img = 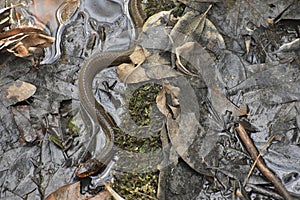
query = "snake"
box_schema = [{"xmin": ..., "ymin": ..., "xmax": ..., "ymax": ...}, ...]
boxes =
[{"xmin": 75, "ymin": 0, "xmax": 146, "ymax": 178}]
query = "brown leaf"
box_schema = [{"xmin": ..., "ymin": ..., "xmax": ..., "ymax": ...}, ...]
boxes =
[
  {"xmin": 45, "ymin": 181, "xmax": 111, "ymax": 200},
  {"xmin": 156, "ymin": 85, "xmax": 181, "ymax": 118},
  {"xmin": 21, "ymin": 32, "xmax": 55, "ymax": 48},
  {"xmin": 56, "ymin": 0, "xmax": 80, "ymax": 25},
  {"xmin": 45, "ymin": 182, "xmax": 81, "ymax": 200},
  {"xmin": 156, "ymin": 89, "xmax": 168, "ymax": 117},
  {"xmin": 211, "ymin": 84, "xmax": 248, "ymax": 117},
  {"xmin": 0, "ymin": 26, "xmax": 54, "ymax": 59},
  {"xmin": 6, "ymin": 80, "xmax": 36, "ymax": 104},
  {"xmin": 7, "ymin": 42, "xmax": 29, "ymax": 57},
  {"xmin": 0, "ymin": 26, "xmax": 46, "ymax": 39}
]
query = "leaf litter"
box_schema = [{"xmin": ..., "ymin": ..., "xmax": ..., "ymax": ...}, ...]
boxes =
[{"xmin": 1, "ymin": 0, "xmax": 300, "ymax": 199}]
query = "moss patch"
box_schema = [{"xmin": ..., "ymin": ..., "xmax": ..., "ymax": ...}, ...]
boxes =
[{"xmin": 113, "ymin": 83, "xmax": 163, "ymax": 199}]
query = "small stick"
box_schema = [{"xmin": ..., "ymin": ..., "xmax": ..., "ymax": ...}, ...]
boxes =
[
  {"xmin": 236, "ymin": 123, "xmax": 293, "ymax": 200},
  {"xmin": 243, "ymin": 135, "xmax": 275, "ymax": 186}
]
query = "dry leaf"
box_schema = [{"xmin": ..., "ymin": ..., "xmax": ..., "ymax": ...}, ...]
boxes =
[
  {"xmin": 156, "ymin": 85, "xmax": 181, "ymax": 118},
  {"xmin": 45, "ymin": 181, "xmax": 111, "ymax": 200},
  {"xmin": 129, "ymin": 46, "xmax": 146, "ymax": 65},
  {"xmin": 0, "ymin": 26, "xmax": 54, "ymax": 60},
  {"xmin": 7, "ymin": 42, "xmax": 29, "ymax": 57},
  {"xmin": 117, "ymin": 63, "xmax": 149, "ymax": 83},
  {"xmin": 144, "ymin": 64, "xmax": 181, "ymax": 80},
  {"xmin": 45, "ymin": 182, "xmax": 81, "ymax": 200},
  {"xmin": 211, "ymin": 84, "xmax": 248, "ymax": 117},
  {"xmin": 170, "ymin": 5, "xmax": 212, "ymax": 46},
  {"xmin": 6, "ymin": 80, "xmax": 36, "ymax": 104},
  {"xmin": 142, "ymin": 10, "xmax": 172, "ymax": 32},
  {"xmin": 175, "ymin": 42, "xmax": 199, "ymax": 76},
  {"xmin": 202, "ymin": 19, "xmax": 226, "ymax": 49},
  {"xmin": 56, "ymin": 0, "xmax": 80, "ymax": 25},
  {"xmin": 21, "ymin": 32, "xmax": 55, "ymax": 48},
  {"xmin": 156, "ymin": 89, "xmax": 168, "ymax": 117}
]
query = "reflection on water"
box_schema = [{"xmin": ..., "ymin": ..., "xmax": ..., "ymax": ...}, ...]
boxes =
[
  {"xmin": 84, "ymin": 0, "xmax": 122, "ymax": 23},
  {"xmin": 4, "ymin": 0, "xmax": 135, "ymax": 64}
]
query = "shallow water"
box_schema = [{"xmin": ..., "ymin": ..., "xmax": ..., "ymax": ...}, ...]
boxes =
[{"xmin": 5, "ymin": 0, "xmax": 135, "ymax": 64}]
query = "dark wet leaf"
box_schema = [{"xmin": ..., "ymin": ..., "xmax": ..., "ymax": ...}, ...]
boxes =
[{"xmin": 11, "ymin": 106, "xmax": 37, "ymax": 143}]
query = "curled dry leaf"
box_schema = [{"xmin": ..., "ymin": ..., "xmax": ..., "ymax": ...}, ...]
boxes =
[
  {"xmin": 6, "ymin": 80, "xmax": 36, "ymax": 105},
  {"xmin": 170, "ymin": 6, "xmax": 212, "ymax": 76},
  {"xmin": 0, "ymin": 26, "xmax": 54, "ymax": 59},
  {"xmin": 175, "ymin": 42, "xmax": 199, "ymax": 77},
  {"xmin": 156, "ymin": 84, "xmax": 181, "ymax": 118}
]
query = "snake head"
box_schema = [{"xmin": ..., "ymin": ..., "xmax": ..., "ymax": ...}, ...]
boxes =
[{"xmin": 76, "ymin": 158, "xmax": 105, "ymax": 178}]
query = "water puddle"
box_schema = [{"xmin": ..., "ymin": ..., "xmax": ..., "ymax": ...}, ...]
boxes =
[{"xmin": 5, "ymin": 0, "xmax": 135, "ymax": 64}]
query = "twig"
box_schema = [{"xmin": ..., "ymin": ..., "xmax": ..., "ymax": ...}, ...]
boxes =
[
  {"xmin": 243, "ymin": 135, "xmax": 275, "ymax": 186},
  {"xmin": 104, "ymin": 182, "xmax": 125, "ymax": 200},
  {"xmin": 236, "ymin": 123, "xmax": 293, "ymax": 200}
]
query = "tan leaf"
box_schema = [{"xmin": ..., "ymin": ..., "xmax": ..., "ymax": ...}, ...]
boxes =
[
  {"xmin": 129, "ymin": 46, "xmax": 146, "ymax": 65},
  {"xmin": 245, "ymin": 36, "xmax": 251, "ymax": 54},
  {"xmin": 117, "ymin": 63, "xmax": 149, "ymax": 83},
  {"xmin": 156, "ymin": 89, "xmax": 168, "ymax": 117},
  {"xmin": 0, "ymin": 26, "xmax": 46, "ymax": 39},
  {"xmin": 6, "ymin": 80, "xmax": 36, "ymax": 103},
  {"xmin": 144, "ymin": 64, "xmax": 181, "ymax": 80},
  {"xmin": 0, "ymin": 26, "xmax": 54, "ymax": 59}
]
